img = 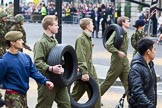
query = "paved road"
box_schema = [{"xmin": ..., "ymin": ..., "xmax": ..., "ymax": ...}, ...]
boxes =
[
  {"xmin": 1, "ymin": 23, "xmax": 162, "ymax": 108},
  {"xmin": 1, "ymin": 79, "xmax": 162, "ymax": 108}
]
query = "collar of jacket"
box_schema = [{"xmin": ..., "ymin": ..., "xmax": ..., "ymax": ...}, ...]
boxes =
[
  {"xmin": 0, "ymin": 21, "xmax": 5, "ymax": 25},
  {"xmin": 82, "ymin": 31, "xmax": 92, "ymax": 40},
  {"xmin": 131, "ymin": 53, "xmax": 154, "ymax": 68},
  {"xmin": 15, "ymin": 23, "xmax": 21, "ymax": 27},
  {"xmin": 136, "ymin": 30, "xmax": 144, "ymax": 34},
  {"xmin": 123, "ymin": 30, "xmax": 127, "ymax": 36},
  {"xmin": 43, "ymin": 33, "xmax": 57, "ymax": 42}
]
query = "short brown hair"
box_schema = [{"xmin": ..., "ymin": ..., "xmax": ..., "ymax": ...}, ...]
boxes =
[
  {"xmin": 117, "ymin": 16, "xmax": 129, "ymax": 26},
  {"xmin": 42, "ymin": 15, "xmax": 58, "ymax": 30},
  {"xmin": 79, "ymin": 18, "xmax": 92, "ymax": 30}
]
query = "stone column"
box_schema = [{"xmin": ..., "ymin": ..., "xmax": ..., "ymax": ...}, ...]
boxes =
[
  {"xmin": 131, "ymin": 0, "xmax": 140, "ymax": 26},
  {"xmin": 120, "ymin": 0, "xmax": 125, "ymax": 16}
]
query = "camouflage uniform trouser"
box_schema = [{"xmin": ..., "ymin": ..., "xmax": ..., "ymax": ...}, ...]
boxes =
[{"xmin": 5, "ymin": 91, "xmax": 28, "ymax": 108}]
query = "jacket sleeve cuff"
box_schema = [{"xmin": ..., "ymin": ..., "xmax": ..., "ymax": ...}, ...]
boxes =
[
  {"xmin": 43, "ymin": 65, "xmax": 50, "ymax": 72},
  {"xmin": 80, "ymin": 68, "xmax": 88, "ymax": 74}
]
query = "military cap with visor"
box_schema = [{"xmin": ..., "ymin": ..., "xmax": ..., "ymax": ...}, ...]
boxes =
[{"xmin": 5, "ymin": 31, "xmax": 23, "ymax": 41}]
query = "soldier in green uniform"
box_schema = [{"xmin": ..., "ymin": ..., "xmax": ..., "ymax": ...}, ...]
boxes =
[
  {"xmin": 9, "ymin": 14, "xmax": 31, "ymax": 51},
  {"xmin": 100, "ymin": 16, "xmax": 130, "ymax": 96},
  {"xmin": 131, "ymin": 19, "xmax": 145, "ymax": 56},
  {"xmin": 0, "ymin": 9, "xmax": 8, "ymax": 56},
  {"xmin": 33, "ymin": 15, "xmax": 71, "ymax": 108},
  {"xmin": 10, "ymin": 14, "xmax": 26, "ymax": 44},
  {"xmin": 71, "ymin": 18, "xmax": 101, "ymax": 108}
]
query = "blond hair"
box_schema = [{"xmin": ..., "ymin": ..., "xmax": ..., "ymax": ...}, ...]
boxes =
[
  {"xmin": 42, "ymin": 15, "xmax": 58, "ymax": 30},
  {"xmin": 79, "ymin": 18, "xmax": 92, "ymax": 30},
  {"xmin": 117, "ymin": 16, "xmax": 129, "ymax": 26}
]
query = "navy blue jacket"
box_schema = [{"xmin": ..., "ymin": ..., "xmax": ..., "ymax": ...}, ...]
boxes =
[{"xmin": 128, "ymin": 53, "xmax": 157, "ymax": 108}]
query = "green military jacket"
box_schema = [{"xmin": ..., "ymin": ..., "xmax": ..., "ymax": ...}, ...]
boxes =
[
  {"xmin": 34, "ymin": 33, "xmax": 58, "ymax": 76},
  {"xmin": 0, "ymin": 21, "xmax": 7, "ymax": 47},
  {"xmin": 10, "ymin": 23, "xmax": 26, "ymax": 43},
  {"xmin": 105, "ymin": 31, "xmax": 129, "ymax": 62},
  {"xmin": 75, "ymin": 32, "xmax": 96, "ymax": 77},
  {"xmin": 0, "ymin": 21, "xmax": 8, "ymax": 55},
  {"xmin": 131, "ymin": 30, "xmax": 144, "ymax": 56}
]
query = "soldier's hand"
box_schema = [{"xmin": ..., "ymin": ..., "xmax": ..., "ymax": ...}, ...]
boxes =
[
  {"xmin": 81, "ymin": 74, "xmax": 89, "ymax": 81},
  {"xmin": 77, "ymin": 66, "xmax": 80, "ymax": 72},
  {"xmin": 45, "ymin": 81, "xmax": 54, "ymax": 90},
  {"xmin": 118, "ymin": 51, "xmax": 126, "ymax": 58},
  {"xmin": 48, "ymin": 65, "xmax": 63, "ymax": 74}
]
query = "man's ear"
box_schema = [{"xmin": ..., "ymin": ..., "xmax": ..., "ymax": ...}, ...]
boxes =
[
  {"xmin": 10, "ymin": 41, "xmax": 14, "ymax": 45},
  {"xmin": 146, "ymin": 49, "xmax": 151, "ymax": 55},
  {"xmin": 48, "ymin": 25, "xmax": 51, "ymax": 30}
]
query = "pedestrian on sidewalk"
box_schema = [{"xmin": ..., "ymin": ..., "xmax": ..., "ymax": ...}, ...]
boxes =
[
  {"xmin": 33, "ymin": 15, "xmax": 71, "ymax": 108},
  {"xmin": 0, "ymin": 31, "xmax": 54, "ymax": 108},
  {"xmin": 128, "ymin": 38, "xmax": 157, "ymax": 108},
  {"xmin": 100, "ymin": 16, "xmax": 130, "ymax": 96},
  {"xmin": 71, "ymin": 18, "xmax": 101, "ymax": 108},
  {"xmin": 131, "ymin": 19, "xmax": 145, "ymax": 56},
  {"xmin": 157, "ymin": 22, "xmax": 162, "ymax": 44}
]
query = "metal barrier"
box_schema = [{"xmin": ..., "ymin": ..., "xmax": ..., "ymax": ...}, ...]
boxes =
[
  {"xmin": 62, "ymin": 14, "xmax": 81, "ymax": 24},
  {"xmin": 145, "ymin": 20, "xmax": 153, "ymax": 36},
  {"xmin": 23, "ymin": 13, "xmax": 81, "ymax": 24},
  {"xmin": 23, "ymin": 14, "xmax": 31, "ymax": 22},
  {"xmin": 30, "ymin": 13, "xmax": 42, "ymax": 23},
  {"xmin": 23, "ymin": 13, "xmax": 42, "ymax": 23}
]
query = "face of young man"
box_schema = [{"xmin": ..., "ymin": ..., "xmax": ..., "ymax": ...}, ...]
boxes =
[
  {"xmin": 11, "ymin": 38, "xmax": 24, "ymax": 50},
  {"xmin": 49, "ymin": 20, "xmax": 59, "ymax": 34},
  {"xmin": 148, "ymin": 44, "xmax": 156, "ymax": 60},
  {"xmin": 20, "ymin": 20, "xmax": 24, "ymax": 25},
  {"xmin": 87, "ymin": 21, "xmax": 94, "ymax": 32},
  {"xmin": 2, "ymin": 16, "xmax": 7, "ymax": 22},
  {"xmin": 122, "ymin": 19, "xmax": 130, "ymax": 29}
]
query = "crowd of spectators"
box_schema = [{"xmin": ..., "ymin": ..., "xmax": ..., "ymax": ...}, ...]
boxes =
[
  {"xmin": 0, "ymin": 1, "xmax": 115, "ymax": 23},
  {"xmin": 1, "ymin": 1, "xmax": 161, "ymax": 37}
]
